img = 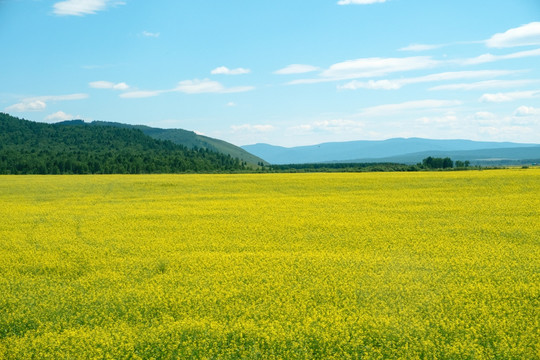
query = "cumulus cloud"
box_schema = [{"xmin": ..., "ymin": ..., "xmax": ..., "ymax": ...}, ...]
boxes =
[
  {"xmin": 44, "ymin": 111, "xmax": 76, "ymax": 122},
  {"xmin": 90, "ymin": 81, "xmax": 129, "ymax": 90},
  {"xmin": 479, "ymin": 90, "xmax": 540, "ymax": 103},
  {"xmin": 53, "ymin": 0, "xmax": 125, "ymax": 16},
  {"xmin": 337, "ymin": 0, "xmax": 387, "ymax": 4},
  {"xmin": 274, "ymin": 64, "xmax": 320, "ymax": 75},
  {"xmin": 211, "ymin": 66, "xmax": 251, "ymax": 75},
  {"xmin": 4, "ymin": 93, "xmax": 88, "ymax": 112},
  {"xmin": 5, "ymin": 100, "xmax": 47, "ymax": 112},
  {"xmin": 486, "ymin": 22, "xmax": 540, "ymax": 48},
  {"xmin": 514, "ymin": 106, "xmax": 540, "ymax": 116}
]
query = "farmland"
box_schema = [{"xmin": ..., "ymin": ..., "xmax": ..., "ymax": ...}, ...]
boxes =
[{"xmin": 0, "ymin": 170, "xmax": 539, "ymax": 359}]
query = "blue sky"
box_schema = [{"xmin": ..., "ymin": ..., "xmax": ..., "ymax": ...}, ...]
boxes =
[{"xmin": 1, "ymin": 0, "xmax": 540, "ymax": 146}]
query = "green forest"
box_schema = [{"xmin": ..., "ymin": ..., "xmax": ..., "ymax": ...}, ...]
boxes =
[{"xmin": 0, "ymin": 113, "xmax": 247, "ymax": 174}]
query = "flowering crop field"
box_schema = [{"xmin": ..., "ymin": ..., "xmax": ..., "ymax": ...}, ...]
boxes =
[{"xmin": 1, "ymin": 170, "xmax": 539, "ymax": 359}]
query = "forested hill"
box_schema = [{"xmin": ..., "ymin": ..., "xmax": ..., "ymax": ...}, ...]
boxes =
[
  {"xmin": 0, "ymin": 113, "xmax": 247, "ymax": 174},
  {"xmin": 58, "ymin": 120, "xmax": 268, "ymax": 166}
]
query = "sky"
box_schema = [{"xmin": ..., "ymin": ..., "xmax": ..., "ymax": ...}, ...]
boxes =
[{"xmin": 1, "ymin": 0, "xmax": 540, "ymax": 147}]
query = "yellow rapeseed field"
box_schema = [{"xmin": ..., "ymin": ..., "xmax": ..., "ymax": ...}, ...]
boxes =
[{"xmin": 0, "ymin": 170, "xmax": 539, "ymax": 359}]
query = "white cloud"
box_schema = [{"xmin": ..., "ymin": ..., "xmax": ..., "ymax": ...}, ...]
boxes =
[
  {"xmin": 416, "ymin": 114, "xmax": 458, "ymax": 124},
  {"xmin": 430, "ymin": 79, "xmax": 537, "ymax": 91},
  {"xmin": 479, "ymin": 90, "xmax": 540, "ymax": 103},
  {"xmin": 290, "ymin": 119, "xmax": 364, "ymax": 134},
  {"xmin": 339, "ymin": 70, "xmax": 517, "ymax": 91},
  {"xmin": 120, "ymin": 90, "xmax": 163, "ymax": 98},
  {"xmin": 175, "ymin": 79, "xmax": 254, "ymax": 94},
  {"xmin": 321, "ymin": 56, "xmax": 438, "ymax": 79},
  {"xmin": 4, "ymin": 93, "xmax": 88, "ymax": 112},
  {"xmin": 211, "ymin": 66, "xmax": 251, "ymax": 75},
  {"xmin": 486, "ymin": 22, "xmax": 540, "ymax": 48},
  {"xmin": 462, "ymin": 48, "xmax": 540, "ymax": 65},
  {"xmin": 142, "ymin": 31, "xmax": 160, "ymax": 38},
  {"xmin": 44, "ymin": 111, "xmax": 76, "ymax": 122},
  {"xmin": 362, "ymin": 99, "xmax": 462, "ymax": 116},
  {"xmin": 290, "ymin": 56, "xmax": 439, "ymax": 85},
  {"xmin": 514, "ymin": 106, "xmax": 540, "ymax": 117},
  {"xmin": 5, "ymin": 100, "xmax": 47, "ymax": 112},
  {"xmin": 53, "ymin": 0, "xmax": 125, "ymax": 16},
  {"xmin": 90, "ymin": 81, "xmax": 129, "ymax": 90},
  {"xmin": 474, "ymin": 111, "xmax": 497, "ymax": 121},
  {"xmin": 226, "ymin": 102, "xmax": 237, "ymax": 107},
  {"xmin": 399, "ymin": 44, "xmax": 442, "ymax": 52},
  {"xmin": 339, "ymin": 79, "xmax": 402, "ymax": 90},
  {"xmin": 274, "ymin": 64, "xmax": 320, "ymax": 75},
  {"xmin": 337, "ymin": 0, "xmax": 387, "ymax": 4},
  {"xmin": 231, "ymin": 124, "xmax": 275, "ymax": 133}
]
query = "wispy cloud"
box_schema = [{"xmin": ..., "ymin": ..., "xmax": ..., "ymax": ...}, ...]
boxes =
[
  {"xmin": 141, "ymin": 31, "xmax": 160, "ymax": 38},
  {"xmin": 274, "ymin": 64, "xmax": 320, "ymax": 75},
  {"xmin": 486, "ymin": 22, "xmax": 540, "ymax": 48},
  {"xmin": 337, "ymin": 0, "xmax": 387, "ymax": 5},
  {"xmin": 120, "ymin": 79, "xmax": 255, "ymax": 98},
  {"xmin": 289, "ymin": 119, "xmax": 364, "ymax": 135},
  {"xmin": 461, "ymin": 48, "xmax": 540, "ymax": 65},
  {"xmin": 4, "ymin": 93, "xmax": 88, "ymax": 112},
  {"xmin": 119, "ymin": 90, "xmax": 163, "ymax": 99},
  {"xmin": 479, "ymin": 90, "xmax": 540, "ymax": 103},
  {"xmin": 89, "ymin": 81, "xmax": 129, "ymax": 90},
  {"xmin": 398, "ymin": 44, "xmax": 443, "ymax": 52},
  {"xmin": 290, "ymin": 56, "xmax": 439, "ymax": 85},
  {"xmin": 430, "ymin": 79, "xmax": 537, "ymax": 91},
  {"xmin": 53, "ymin": 0, "xmax": 126, "ymax": 16},
  {"xmin": 211, "ymin": 66, "xmax": 251, "ymax": 75},
  {"xmin": 339, "ymin": 70, "xmax": 517, "ymax": 91},
  {"xmin": 231, "ymin": 124, "xmax": 275, "ymax": 133},
  {"xmin": 361, "ymin": 99, "xmax": 462, "ymax": 116},
  {"xmin": 175, "ymin": 79, "xmax": 254, "ymax": 94}
]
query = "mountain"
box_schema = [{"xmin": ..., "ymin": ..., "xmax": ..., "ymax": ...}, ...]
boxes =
[
  {"xmin": 58, "ymin": 120, "xmax": 267, "ymax": 166},
  {"xmin": 0, "ymin": 113, "xmax": 247, "ymax": 174},
  {"xmin": 242, "ymin": 138, "xmax": 540, "ymax": 165}
]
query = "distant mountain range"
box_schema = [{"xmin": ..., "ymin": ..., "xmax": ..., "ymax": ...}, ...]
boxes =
[
  {"xmin": 58, "ymin": 120, "xmax": 267, "ymax": 166},
  {"xmin": 242, "ymin": 138, "xmax": 540, "ymax": 165}
]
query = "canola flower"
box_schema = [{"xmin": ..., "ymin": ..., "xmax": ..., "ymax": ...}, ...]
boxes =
[{"xmin": 0, "ymin": 170, "xmax": 539, "ymax": 359}]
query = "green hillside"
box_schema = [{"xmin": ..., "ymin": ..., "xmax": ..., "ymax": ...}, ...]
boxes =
[
  {"xmin": 0, "ymin": 113, "xmax": 247, "ymax": 174},
  {"xmin": 80, "ymin": 121, "xmax": 268, "ymax": 166}
]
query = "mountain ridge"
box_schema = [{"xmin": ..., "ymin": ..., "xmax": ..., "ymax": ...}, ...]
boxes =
[{"xmin": 242, "ymin": 138, "xmax": 540, "ymax": 165}]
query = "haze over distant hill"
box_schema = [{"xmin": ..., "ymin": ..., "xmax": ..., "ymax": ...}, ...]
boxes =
[{"xmin": 242, "ymin": 138, "xmax": 540, "ymax": 165}]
